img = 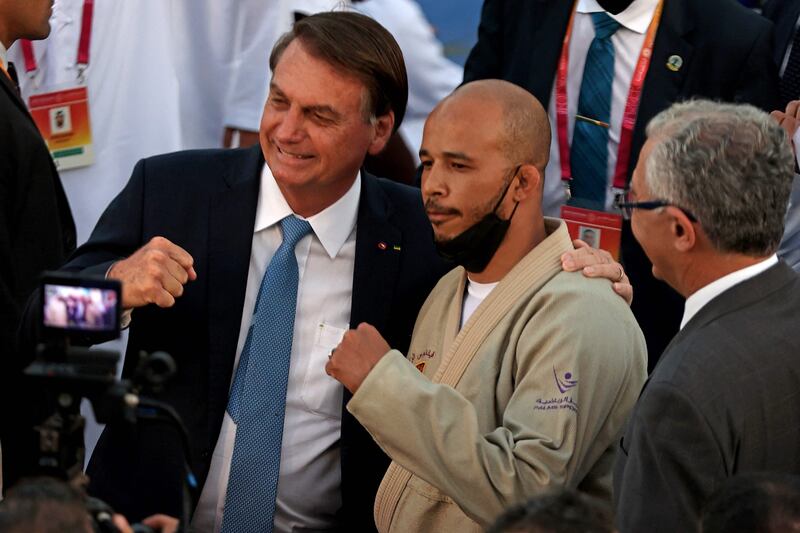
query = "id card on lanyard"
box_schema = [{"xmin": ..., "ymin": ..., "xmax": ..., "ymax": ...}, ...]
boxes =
[
  {"xmin": 23, "ymin": 0, "xmax": 95, "ymax": 171},
  {"xmin": 557, "ymin": 0, "xmax": 663, "ymax": 258}
]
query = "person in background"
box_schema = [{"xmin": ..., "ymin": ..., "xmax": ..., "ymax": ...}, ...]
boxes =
[
  {"xmin": 0, "ymin": 0, "xmax": 76, "ymax": 493},
  {"xmin": 464, "ymin": 0, "xmax": 780, "ymax": 370},
  {"xmin": 613, "ymin": 100, "xmax": 800, "ymax": 533},
  {"xmin": 0, "ymin": 477, "xmax": 179, "ymax": 533},
  {"xmin": 764, "ymin": 0, "xmax": 800, "ymax": 270},
  {"xmin": 488, "ymin": 489, "xmax": 614, "ymax": 533},
  {"xmin": 700, "ymin": 473, "xmax": 800, "ymax": 533}
]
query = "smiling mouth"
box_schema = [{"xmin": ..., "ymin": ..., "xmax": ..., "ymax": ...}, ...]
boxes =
[{"xmin": 276, "ymin": 144, "xmax": 313, "ymax": 160}]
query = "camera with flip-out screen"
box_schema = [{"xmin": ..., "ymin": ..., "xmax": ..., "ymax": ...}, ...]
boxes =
[
  {"xmin": 22, "ymin": 272, "xmax": 196, "ymax": 532},
  {"xmin": 41, "ymin": 272, "xmax": 122, "ymax": 344}
]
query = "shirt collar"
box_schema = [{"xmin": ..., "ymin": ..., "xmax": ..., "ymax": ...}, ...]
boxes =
[
  {"xmin": 680, "ymin": 254, "xmax": 779, "ymax": 330},
  {"xmin": 577, "ymin": 0, "xmax": 660, "ymax": 34},
  {"xmin": 255, "ymin": 163, "xmax": 361, "ymax": 259}
]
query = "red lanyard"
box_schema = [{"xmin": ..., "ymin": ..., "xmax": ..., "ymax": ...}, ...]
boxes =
[
  {"xmin": 19, "ymin": 0, "xmax": 94, "ymax": 76},
  {"xmin": 556, "ymin": 0, "xmax": 663, "ymax": 191}
]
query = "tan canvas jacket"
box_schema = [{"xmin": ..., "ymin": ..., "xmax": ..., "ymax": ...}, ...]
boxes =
[{"xmin": 347, "ymin": 219, "xmax": 648, "ymax": 532}]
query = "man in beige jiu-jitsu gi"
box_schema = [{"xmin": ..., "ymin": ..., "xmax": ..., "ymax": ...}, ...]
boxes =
[{"xmin": 326, "ymin": 79, "xmax": 647, "ymax": 532}]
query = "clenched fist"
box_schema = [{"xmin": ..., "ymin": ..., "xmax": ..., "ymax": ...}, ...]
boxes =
[
  {"xmin": 326, "ymin": 322, "xmax": 391, "ymax": 394},
  {"xmin": 108, "ymin": 236, "xmax": 197, "ymax": 309}
]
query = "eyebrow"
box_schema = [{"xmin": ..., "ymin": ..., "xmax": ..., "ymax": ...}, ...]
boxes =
[
  {"xmin": 418, "ymin": 149, "xmax": 476, "ymax": 163},
  {"xmin": 269, "ymin": 82, "xmax": 342, "ymax": 121}
]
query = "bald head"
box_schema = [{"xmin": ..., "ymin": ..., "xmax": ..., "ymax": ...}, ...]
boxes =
[
  {"xmin": 420, "ymin": 80, "xmax": 551, "ymax": 280},
  {"xmin": 432, "ymin": 80, "xmax": 551, "ymax": 172}
]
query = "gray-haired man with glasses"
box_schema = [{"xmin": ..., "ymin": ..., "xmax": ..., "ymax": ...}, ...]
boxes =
[{"xmin": 613, "ymin": 99, "xmax": 800, "ymax": 533}]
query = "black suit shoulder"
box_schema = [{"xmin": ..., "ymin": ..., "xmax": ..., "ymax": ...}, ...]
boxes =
[
  {"xmin": 764, "ymin": 0, "xmax": 799, "ymax": 21},
  {"xmin": 128, "ymin": 147, "xmax": 252, "ymax": 192},
  {"xmin": 676, "ymin": 0, "xmax": 776, "ymax": 68}
]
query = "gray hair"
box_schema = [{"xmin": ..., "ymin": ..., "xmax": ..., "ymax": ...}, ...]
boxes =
[{"xmin": 644, "ymin": 100, "xmax": 795, "ymax": 256}]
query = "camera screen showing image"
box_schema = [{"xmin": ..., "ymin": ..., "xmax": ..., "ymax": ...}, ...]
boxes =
[{"xmin": 41, "ymin": 273, "xmax": 121, "ymax": 338}]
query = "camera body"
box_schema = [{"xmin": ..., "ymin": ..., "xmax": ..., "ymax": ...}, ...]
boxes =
[{"xmin": 20, "ymin": 273, "xmax": 192, "ymax": 531}]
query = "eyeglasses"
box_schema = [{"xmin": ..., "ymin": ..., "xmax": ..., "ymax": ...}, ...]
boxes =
[{"xmin": 615, "ymin": 192, "xmax": 698, "ymax": 222}]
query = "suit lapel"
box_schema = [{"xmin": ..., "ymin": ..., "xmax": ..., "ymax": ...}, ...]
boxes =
[
  {"xmin": 630, "ymin": 0, "xmax": 694, "ymax": 180},
  {"xmin": 349, "ymin": 173, "xmax": 402, "ymax": 333},
  {"xmin": 206, "ymin": 146, "xmax": 262, "ymax": 442},
  {"xmin": 525, "ymin": 0, "xmax": 574, "ymax": 106}
]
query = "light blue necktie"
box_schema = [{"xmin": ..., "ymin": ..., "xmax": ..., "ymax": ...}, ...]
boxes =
[
  {"xmin": 570, "ymin": 12, "xmax": 621, "ymax": 208},
  {"xmin": 221, "ymin": 215, "xmax": 312, "ymax": 533}
]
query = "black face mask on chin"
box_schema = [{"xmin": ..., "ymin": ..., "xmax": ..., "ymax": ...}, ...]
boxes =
[
  {"xmin": 597, "ymin": 0, "xmax": 634, "ymax": 15},
  {"xmin": 434, "ymin": 166, "xmax": 521, "ymax": 274}
]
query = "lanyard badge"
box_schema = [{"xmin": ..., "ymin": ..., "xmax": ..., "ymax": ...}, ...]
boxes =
[
  {"xmin": 22, "ymin": 0, "xmax": 95, "ymax": 171},
  {"xmin": 557, "ymin": 0, "xmax": 663, "ymax": 258}
]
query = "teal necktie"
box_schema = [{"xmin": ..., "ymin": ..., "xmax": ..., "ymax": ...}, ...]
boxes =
[{"xmin": 570, "ymin": 12, "xmax": 621, "ymax": 209}]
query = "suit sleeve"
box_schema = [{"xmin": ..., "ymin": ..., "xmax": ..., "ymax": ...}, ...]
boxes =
[
  {"xmin": 348, "ymin": 287, "xmax": 646, "ymax": 526},
  {"xmin": 15, "ymin": 159, "xmax": 148, "ymax": 352},
  {"xmin": 62, "ymin": 158, "xmax": 148, "ymax": 276},
  {"xmin": 614, "ymin": 382, "xmax": 726, "ymax": 533},
  {"xmin": 462, "ymin": 0, "xmax": 506, "ymax": 83}
]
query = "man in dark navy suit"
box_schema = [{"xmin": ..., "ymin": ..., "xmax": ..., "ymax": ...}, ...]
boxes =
[
  {"xmin": 463, "ymin": 0, "xmax": 779, "ymax": 368},
  {"xmin": 60, "ymin": 12, "xmax": 449, "ymax": 532},
  {"xmin": 0, "ymin": 0, "xmax": 76, "ymax": 492}
]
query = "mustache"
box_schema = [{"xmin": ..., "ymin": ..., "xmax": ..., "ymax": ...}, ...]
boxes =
[{"xmin": 424, "ymin": 199, "xmax": 461, "ymax": 216}]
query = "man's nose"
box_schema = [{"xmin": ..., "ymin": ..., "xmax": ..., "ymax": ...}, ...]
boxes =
[
  {"xmin": 274, "ymin": 106, "xmax": 305, "ymax": 142},
  {"xmin": 421, "ymin": 163, "xmax": 447, "ymax": 199}
]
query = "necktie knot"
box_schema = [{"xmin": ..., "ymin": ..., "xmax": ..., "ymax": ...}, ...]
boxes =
[
  {"xmin": 280, "ymin": 215, "xmax": 312, "ymax": 248},
  {"xmin": 591, "ymin": 12, "xmax": 621, "ymax": 40}
]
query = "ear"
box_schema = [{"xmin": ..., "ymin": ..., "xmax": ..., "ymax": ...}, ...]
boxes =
[
  {"xmin": 512, "ymin": 164, "xmax": 541, "ymax": 201},
  {"xmin": 367, "ymin": 110, "xmax": 396, "ymax": 156},
  {"xmin": 665, "ymin": 206, "xmax": 696, "ymax": 253}
]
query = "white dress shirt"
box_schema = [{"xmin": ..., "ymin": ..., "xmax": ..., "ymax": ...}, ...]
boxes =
[
  {"xmin": 680, "ymin": 255, "xmax": 779, "ymax": 330},
  {"xmin": 543, "ymin": 0, "xmax": 660, "ymax": 216},
  {"xmin": 192, "ymin": 165, "xmax": 360, "ymax": 533}
]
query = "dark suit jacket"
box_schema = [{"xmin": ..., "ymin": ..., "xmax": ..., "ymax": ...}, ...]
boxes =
[
  {"xmin": 0, "ymin": 64, "xmax": 76, "ymax": 490},
  {"xmin": 60, "ymin": 145, "xmax": 448, "ymax": 528},
  {"xmin": 463, "ymin": 0, "xmax": 780, "ymax": 367},
  {"xmin": 613, "ymin": 262, "xmax": 800, "ymax": 533}
]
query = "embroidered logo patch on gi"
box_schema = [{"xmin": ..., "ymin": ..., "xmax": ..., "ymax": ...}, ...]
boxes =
[
  {"xmin": 533, "ymin": 368, "xmax": 579, "ymax": 414},
  {"xmin": 553, "ymin": 367, "xmax": 578, "ymax": 394},
  {"xmin": 410, "ymin": 349, "xmax": 435, "ymax": 373}
]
